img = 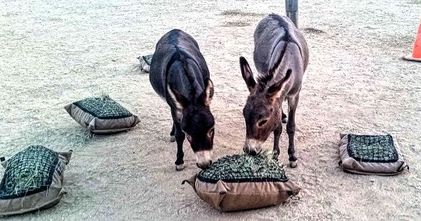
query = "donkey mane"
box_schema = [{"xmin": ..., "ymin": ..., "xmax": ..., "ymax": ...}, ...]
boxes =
[
  {"xmin": 256, "ymin": 73, "xmax": 273, "ymax": 92},
  {"xmin": 255, "ymin": 37, "xmax": 289, "ymax": 92}
]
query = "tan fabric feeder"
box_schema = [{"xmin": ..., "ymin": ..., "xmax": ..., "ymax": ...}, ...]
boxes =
[
  {"xmin": 65, "ymin": 96, "xmax": 140, "ymax": 134},
  {"xmin": 183, "ymin": 154, "xmax": 300, "ymax": 212},
  {"xmin": 338, "ymin": 133, "xmax": 409, "ymax": 175},
  {"xmin": 0, "ymin": 146, "xmax": 72, "ymax": 216}
]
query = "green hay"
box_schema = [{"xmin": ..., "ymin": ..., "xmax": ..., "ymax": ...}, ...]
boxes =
[
  {"xmin": 0, "ymin": 146, "xmax": 58, "ymax": 199},
  {"xmin": 347, "ymin": 134, "xmax": 398, "ymax": 163},
  {"xmin": 74, "ymin": 96, "xmax": 133, "ymax": 119},
  {"xmin": 198, "ymin": 152, "xmax": 288, "ymax": 182}
]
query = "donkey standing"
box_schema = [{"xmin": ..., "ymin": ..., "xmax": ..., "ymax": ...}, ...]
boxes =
[
  {"xmin": 149, "ymin": 29, "xmax": 215, "ymax": 171},
  {"xmin": 240, "ymin": 14, "xmax": 309, "ymax": 168}
]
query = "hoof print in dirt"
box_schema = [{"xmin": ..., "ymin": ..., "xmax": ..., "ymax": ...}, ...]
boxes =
[{"xmin": 302, "ymin": 27, "xmax": 326, "ymax": 34}]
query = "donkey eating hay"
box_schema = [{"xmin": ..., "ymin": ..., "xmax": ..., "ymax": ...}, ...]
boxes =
[
  {"xmin": 149, "ymin": 29, "xmax": 215, "ymax": 171},
  {"xmin": 240, "ymin": 14, "xmax": 309, "ymax": 168}
]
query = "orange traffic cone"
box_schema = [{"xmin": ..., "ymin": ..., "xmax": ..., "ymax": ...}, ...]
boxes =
[{"xmin": 403, "ymin": 22, "xmax": 421, "ymax": 62}]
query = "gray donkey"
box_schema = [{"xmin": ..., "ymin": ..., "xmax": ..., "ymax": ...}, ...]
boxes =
[
  {"xmin": 240, "ymin": 14, "xmax": 309, "ymax": 168},
  {"xmin": 149, "ymin": 29, "xmax": 215, "ymax": 171}
]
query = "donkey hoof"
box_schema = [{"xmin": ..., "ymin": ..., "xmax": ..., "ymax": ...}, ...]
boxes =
[
  {"xmin": 289, "ymin": 161, "xmax": 298, "ymax": 168},
  {"xmin": 175, "ymin": 164, "xmax": 185, "ymax": 171},
  {"xmin": 170, "ymin": 136, "xmax": 176, "ymax": 142},
  {"xmin": 282, "ymin": 113, "xmax": 287, "ymax": 123}
]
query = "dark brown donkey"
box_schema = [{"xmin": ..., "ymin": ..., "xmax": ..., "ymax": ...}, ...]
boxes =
[
  {"xmin": 149, "ymin": 29, "xmax": 215, "ymax": 171},
  {"xmin": 240, "ymin": 14, "xmax": 309, "ymax": 168}
]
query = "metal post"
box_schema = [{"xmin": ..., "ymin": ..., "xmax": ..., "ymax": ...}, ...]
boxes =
[{"xmin": 285, "ymin": 0, "xmax": 298, "ymax": 27}]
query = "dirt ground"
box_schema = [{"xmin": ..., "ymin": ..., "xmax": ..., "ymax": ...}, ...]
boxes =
[{"xmin": 1, "ymin": 0, "xmax": 420, "ymax": 220}]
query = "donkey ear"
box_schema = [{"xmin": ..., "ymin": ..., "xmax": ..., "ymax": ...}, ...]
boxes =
[
  {"xmin": 201, "ymin": 78, "xmax": 214, "ymax": 106},
  {"xmin": 266, "ymin": 69, "xmax": 292, "ymax": 100},
  {"xmin": 168, "ymin": 85, "xmax": 189, "ymax": 119},
  {"xmin": 240, "ymin": 57, "xmax": 256, "ymax": 92}
]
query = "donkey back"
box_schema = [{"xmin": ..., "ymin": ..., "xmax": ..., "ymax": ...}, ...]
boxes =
[{"xmin": 253, "ymin": 13, "xmax": 309, "ymax": 96}]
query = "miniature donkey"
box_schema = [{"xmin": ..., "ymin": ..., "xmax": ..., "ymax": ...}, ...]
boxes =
[
  {"xmin": 150, "ymin": 29, "xmax": 215, "ymax": 171},
  {"xmin": 240, "ymin": 14, "xmax": 309, "ymax": 168}
]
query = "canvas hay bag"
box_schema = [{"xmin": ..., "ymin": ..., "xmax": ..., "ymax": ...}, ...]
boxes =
[
  {"xmin": 137, "ymin": 54, "xmax": 153, "ymax": 73},
  {"xmin": 65, "ymin": 96, "xmax": 140, "ymax": 134},
  {"xmin": 338, "ymin": 134, "xmax": 408, "ymax": 175},
  {"xmin": 0, "ymin": 146, "xmax": 72, "ymax": 216},
  {"xmin": 183, "ymin": 154, "xmax": 300, "ymax": 212}
]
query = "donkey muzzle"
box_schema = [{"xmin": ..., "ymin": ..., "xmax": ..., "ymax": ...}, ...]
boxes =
[
  {"xmin": 243, "ymin": 139, "xmax": 263, "ymax": 155},
  {"xmin": 195, "ymin": 150, "xmax": 213, "ymax": 169}
]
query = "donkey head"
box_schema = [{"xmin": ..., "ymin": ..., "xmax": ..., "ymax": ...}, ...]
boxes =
[
  {"xmin": 240, "ymin": 57, "xmax": 291, "ymax": 155},
  {"xmin": 168, "ymin": 79, "xmax": 215, "ymax": 169}
]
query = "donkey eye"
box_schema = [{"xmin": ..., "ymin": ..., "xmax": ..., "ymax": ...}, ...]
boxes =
[
  {"xmin": 257, "ymin": 119, "xmax": 268, "ymax": 127},
  {"xmin": 208, "ymin": 128, "xmax": 214, "ymax": 138}
]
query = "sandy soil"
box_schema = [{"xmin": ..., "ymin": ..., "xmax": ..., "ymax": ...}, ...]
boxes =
[{"xmin": 1, "ymin": 0, "xmax": 420, "ymax": 220}]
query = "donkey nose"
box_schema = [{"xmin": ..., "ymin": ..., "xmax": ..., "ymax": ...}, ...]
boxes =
[
  {"xmin": 195, "ymin": 150, "xmax": 213, "ymax": 169},
  {"xmin": 244, "ymin": 139, "xmax": 262, "ymax": 156},
  {"xmin": 196, "ymin": 161, "xmax": 211, "ymax": 169},
  {"xmin": 249, "ymin": 150, "xmax": 257, "ymax": 156},
  {"xmin": 243, "ymin": 145, "xmax": 257, "ymax": 155}
]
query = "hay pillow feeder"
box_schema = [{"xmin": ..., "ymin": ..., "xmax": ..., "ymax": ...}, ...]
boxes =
[
  {"xmin": 65, "ymin": 96, "xmax": 140, "ymax": 134},
  {"xmin": 183, "ymin": 154, "xmax": 300, "ymax": 212},
  {"xmin": 137, "ymin": 54, "xmax": 153, "ymax": 73},
  {"xmin": 339, "ymin": 134, "xmax": 408, "ymax": 175},
  {"xmin": 0, "ymin": 146, "xmax": 72, "ymax": 216}
]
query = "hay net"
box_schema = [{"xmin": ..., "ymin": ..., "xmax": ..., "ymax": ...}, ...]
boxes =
[
  {"xmin": 198, "ymin": 154, "xmax": 288, "ymax": 183},
  {"xmin": 142, "ymin": 54, "xmax": 153, "ymax": 65},
  {"xmin": 347, "ymin": 134, "xmax": 398, "ymax": 163},
  {"xmin": 0, "ymin": 146, "xmax": 59, "ymax": 199},
  {"xmin": 74, "ymin": 96, "xmax": 133, "ymax": 119}
]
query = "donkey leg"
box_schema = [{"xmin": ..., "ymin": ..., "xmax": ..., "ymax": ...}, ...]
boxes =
[
  {"xmin": 174, "ymin": 123, "xmax": 185, "ymax": 171},
  {"xmin": 282, "ymin": 109, "xmax": 287, "ymax": 123},
  {"xmin": 287, "ymin": 94, "xmax": 300, "ymax": 168},
  {"xmin": 169, "ymin": 123, "xmax": 176, "ymax": 142},
  {"xmin": 171, "ymin": 111, "xmax": 185, "ymax": 171},
  {"xmin": 273, "ymin": 123, "xmax": 282, "ymax": 161}
]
